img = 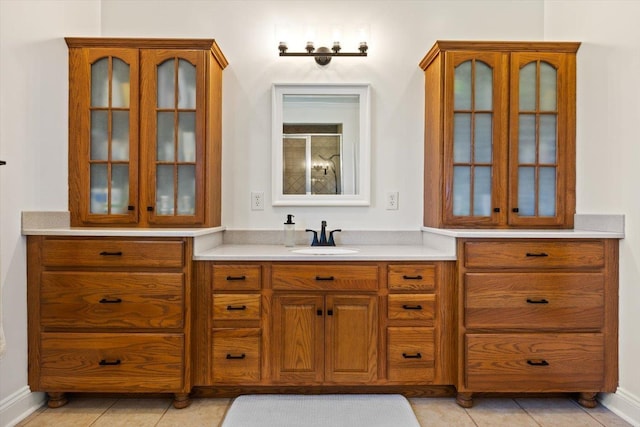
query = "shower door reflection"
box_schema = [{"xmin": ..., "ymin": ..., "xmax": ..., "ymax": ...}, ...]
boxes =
[{"xmin": 283, "ymin": 133, "xmax": 343, "ymax": 195}]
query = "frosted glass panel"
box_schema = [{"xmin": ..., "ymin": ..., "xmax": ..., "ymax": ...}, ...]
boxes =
[
  {"xmin": 178, "ymin": 112, "xmax": 196, "ymax": 162},
  {"xmin": 157, "ymin": 112, "xmax": 175, "ymax": 161},
  {"xmin": 90, "ymin": 164, "xmax": 108, "ymax": 214},
  {"xmin": 473, "ymin": 166, "xmax": 492, "ymax": 216},
  {"xmin": 475, "ymin": 62, "xmax": 492, "ymax": 110},
  {"xmin": 454, "ymin": 61, "xmax": 471, "ymax": 110},
  {"xmin": 518, "ymin": 115, "xmax": 536, "ymax": 164},
  {"xmin": 453, "ymin": 113, "xmax": 471, "ymax": 163},
  {"xmin": 539, "ymin": 167, "xmax": 556, "ymax": 216},
  {"xmin": 156, "ymin": 165, "xmax": 175, "ymax": 215},
  {"xmin": 90, "ymin": 111, "xmax": 108, "ymax": 160},
  {"xmin": 539, "ymin": 115, "xmax": 557, "ymax": 163},
  {"xmin": 540, "ymin": 62, "xmax": 557, "ymax": 111},
  {"xmin": 519, "ymin": 62, "xmax": 536, "ymax": 111},
  {"xmin": 177, "ymin": 165, "xmax": 196, "ymax": 215},
  {"xmin": 91, "ymin": 58, "xmax": 108, "ymax": 107},
  {"xmin": 177, "ymin": 59, "xmax": 196, "ymax": 109},
  {"xmin": 112, "ymin": 58, "xmax": 130, "ymax": 108},
  {"xmin": 112, "ymin": 111, "xmax": 129, "ymax": 161},
  {"xmin": 111, "ymin": 164, "xmax": 129, "ymax": 214},
  {"xmin": 157, "ymin": 60, "xmax": 175, "ymax": 109},
  {"xmin": 518, "ymin": 167, "xmax": 535, "ymax": 216},
  {"xmin": 453, "ymin": 166, "xmax": 471, "ymax": 216},
  {"xmin": 474, "ymin": 113, "xmax": 492, "ymax": 163}
]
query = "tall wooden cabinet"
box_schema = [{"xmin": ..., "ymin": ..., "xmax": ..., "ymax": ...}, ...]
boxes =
[
  {"xmin": 66, "ymin": 38, "xmax": 228, "ymax": 227},
  {"xmin": 420, "ymin": 41, "xmax": 580, "ymax": 229}
]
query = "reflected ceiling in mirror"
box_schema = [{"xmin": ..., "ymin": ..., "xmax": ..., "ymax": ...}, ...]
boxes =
[{"xmin": 272, "ymin": 84, "xmax": 371, "ymax": 206}]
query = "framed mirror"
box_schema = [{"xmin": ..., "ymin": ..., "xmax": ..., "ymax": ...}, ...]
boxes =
[{"xmin": 272, "ymin": 83, "xmax": 371, "ymax": 206}]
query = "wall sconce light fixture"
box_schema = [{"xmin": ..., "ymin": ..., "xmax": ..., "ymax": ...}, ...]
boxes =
[{"xmin": 278, "ymin": 40, "xmax": 368, "ymax": 66}]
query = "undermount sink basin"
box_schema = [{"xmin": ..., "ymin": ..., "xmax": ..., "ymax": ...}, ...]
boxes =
[{"xmin": 290, "ymin": 247, "xmax": 360, "ymax": 255}]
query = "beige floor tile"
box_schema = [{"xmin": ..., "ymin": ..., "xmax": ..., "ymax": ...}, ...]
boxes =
[
  {"xmin": 466, "ymin": 397, "xmax": 539, "ymax": 427},
  {"xmin": 516, "ymin": 397, "xmax": 603, "ymax": 427},
  {"xmin": 584, "ymin": 404, "xmax": 634, "ymax": 427},
  {"xmin": 155, "ymin": 398, "xmax": 231, "ymax": 427},
  {"xmin": 17, "ymin": 397, "xmax": 117, "ymax": 427},
  {"xmin": 408, "ymin": 397, "xmax": 476, "ymax": 427},
  {"xmin": 91, "ymin": 398, "xmax": 171, "ymax": 427}
]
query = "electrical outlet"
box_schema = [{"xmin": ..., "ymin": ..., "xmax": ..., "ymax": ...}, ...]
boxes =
[
  {"xmin": 386, "ymin": 191, "xmax": 399, "ymax": 210},
  {"xmin": 251, "ymin": 191, "xmax": 264, "ymax": 210}
]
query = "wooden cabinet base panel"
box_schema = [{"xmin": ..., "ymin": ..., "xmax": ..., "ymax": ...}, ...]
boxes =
[
  {"xmin": 190, "ymin": 385, "xmax": 457, "ymax": 398},
  {"xmin": 455, "ymin": 391, "xmax": 602, "ymax": 409},
  {"xmin": 46, "ymin": 392, "xmax": 191, "ymax": 409}
]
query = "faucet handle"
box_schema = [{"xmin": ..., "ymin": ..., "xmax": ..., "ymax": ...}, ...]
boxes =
[
  {"xmin": 305, "ymin": 229, "xmax": 319, "ymax": 246},
  {"xmin": 328, "ymin": 229, "xmax": 342, "ymax": 246}
]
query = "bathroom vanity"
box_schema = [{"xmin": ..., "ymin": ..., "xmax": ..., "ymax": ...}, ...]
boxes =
[{"xmin": 23, "ymin": 218, "xmax": 622, "ymax": 409}]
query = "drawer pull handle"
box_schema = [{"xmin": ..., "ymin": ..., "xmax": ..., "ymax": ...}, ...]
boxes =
[
  {"xmin": 526, "ymin": 298, "xmax": 549, "ymax": 304},
  {"xmin": 226, "ymin": 275, "xmax": 247, "ymax": 281},
  {"xmin": 402, "ymin": 353, "xmax": 422, "ymax": 359},
  {"xmin": 527, "ymin": 359, "xmax": 549, "ymax": 366},
  {"xmin": 402, "ymin": 304, "xmax": 423, "ymax": 310},
  {"xmin": 226, "ymin": 354, "xmax": 246, "ymax": 360},
  {"xmin": 99, "ymin": 297, "xmax": 122, "ymax": 304},
  {"xmin": 526, "ymin": 252, "xmax": 549, "ymax": 257},
  {"xmin": 402, "ymin": 275, "xmax": 423, "ymax": 280},
  {"xmin": 99, "ymin": 251, "xmax": 123, "ymax": 256},
  {"xmin": 315, "ymin": 276, "xmax": 335, "ymax": 281},
  {"xmin": 99, "ymin": 359, "xmax": 121, "ymax": 366},
  {"xmin": 226, "ymin": 305, "xmax": 247, "ymax": 311}
]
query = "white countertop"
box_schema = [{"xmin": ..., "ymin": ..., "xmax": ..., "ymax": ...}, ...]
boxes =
[
  {"xmin": 421, "ymin": 226, "xmax": 625, "ymax": 239},
  {"xmin": 193, "ymin": 244, "xmax": 456, "ymax": 261}
]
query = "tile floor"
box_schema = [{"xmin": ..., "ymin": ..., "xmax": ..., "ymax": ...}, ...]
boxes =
[{"xmin": 16, "ymin": 395, "xmax": 632, "ymax": 427}]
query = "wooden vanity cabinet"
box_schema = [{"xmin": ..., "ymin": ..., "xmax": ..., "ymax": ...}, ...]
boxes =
[
  {"xmin": 66, "ymin": 38, "xmax": 228, "ymax": 227},
  {"xmin": 420, "ymin": 41, "xmax": 580, "ymax": 229},
  {"xmin": 271, "ymin": 264, "xmax": 379, "ymax": 384},
  {"xmin": 455, "ymin": 238, "xmax": 619, "ymax": 408},
  {"xmin": 27, "ymin": 235, "xmax": 193, "ymax": 409}
]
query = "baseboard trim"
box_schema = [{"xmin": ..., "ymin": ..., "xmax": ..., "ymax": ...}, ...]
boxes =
[
  {"xmin": 0, "ymin": 387, "xmax": 46, "ymax": 427},
  {"xmin": 599, "ymin": 388, "xmax": 640, "ymax": 426}
]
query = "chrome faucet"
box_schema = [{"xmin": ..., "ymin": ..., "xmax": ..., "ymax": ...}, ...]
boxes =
[{"xmin": 306, "ymin": 220, "xmax": 342, "ymax": 246}]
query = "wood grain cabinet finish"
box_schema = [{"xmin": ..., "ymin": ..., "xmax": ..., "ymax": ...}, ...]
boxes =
[
  {"xmin": 420, "ymin": 41, "xmax": 580, "ymax": 229},
  {"xmin": 456, "ymin": 238, "xmax": 618, "ymax": 408},
  {"xmin": 196, "ymin": 261, "xmax": 456, "ymax": 391},
  {"xmin": 27, "ymin": 235, "xmax": 193, "ymax": 409},
  {"xmin": 65, "ymin": 38, "xmax": 227, "ymax": 228}
]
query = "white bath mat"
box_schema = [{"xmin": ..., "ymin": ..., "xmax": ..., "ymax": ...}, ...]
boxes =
[{"xmin": 221, "ymin": 394, "xmax": 421, "ymax": 427}]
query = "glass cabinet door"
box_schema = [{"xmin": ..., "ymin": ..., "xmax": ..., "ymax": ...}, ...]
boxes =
[
  {"xmin": 85, "ymin": 49, "xmax": 139, "ymax": 224},
  {"xmin": 509, "ymin": 53, "xmax": 568, "ymax": 227},
  {"xmin": 140, "ymin": 50, "xmax": 205, "ymax": 225},
  {"xmin": 444, "ymin": 52, "xmax": 507, "ymax": 226}
]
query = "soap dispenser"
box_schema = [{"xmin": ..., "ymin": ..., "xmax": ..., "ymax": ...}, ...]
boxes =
[{"xmin": 284, "ymin": 214, "xmax": 295, "ymax": 247}]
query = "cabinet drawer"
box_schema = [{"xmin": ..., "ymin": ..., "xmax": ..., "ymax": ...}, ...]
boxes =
[
  {"xmin": 388, "ymin": 265, "xmax": 436, "ymax": 291},
  {"xmin": 40, "ymin": 272, "xmax": 184, "ymax": 328},
  {"xmin": 464, "ymin": 241, "xmax": 605, "ymax": 269},
  {"xmin": 212, "ymin": 328, "xmax": 261, "ymax": 383},
  {"xmin": 42, "ymin": 239, "xmax": 185, "ymax": 268},
  {"xmin": 213, "ymin": 265, "xmax": 261, "ymax": 291},
  {"xmin": 213, "ymin": 294, "xmax": 261, "ymax": 321},
  {"xmin": 465, "ymin": 333, "xmax": 604, "ymax": 391},
  {"xmin": 387, "ymin": 327, "xmax": 434, "ymax": 382},
  {"xmin": 464, "ymin": 273, "xmax": 604, "ymax": 329},
  {"xmin": 272, "ymin": 265, "xmax": 378, "ymax": 291},
  {"xmin": 39, "ymin": 332, "xmax": 184, "ymax": 391},
  {"xmin": 387, "ymin": 294, "xmax": 435, "ymax": 322}
]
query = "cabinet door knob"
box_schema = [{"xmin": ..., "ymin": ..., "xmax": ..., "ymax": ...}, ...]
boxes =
[
  {"xmin": 493, "ymin": 207, "xmax": 500, "ymax": 213},
  {"xmin": 527, "ymin": 359, "xmax": 549, "ymax": 366},
  {"xmin": 526, "ymin": 298, "xmax": 549, "ymax": 304},
  {"xmin": 512, "ymin": 208, "xmax": 519, "ymax": 213}
]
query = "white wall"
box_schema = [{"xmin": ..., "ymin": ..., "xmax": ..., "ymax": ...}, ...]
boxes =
[
  {"xmin": 1, "ymin": 0, "xmax": 638, "ymax": 425},
  {"xmin": 0, "ymin": 1, "xmax": 101, "ymax": 424},
  {"xmin": 544, "ymin": 1, "xmax": 640, "ymax": 424}
]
